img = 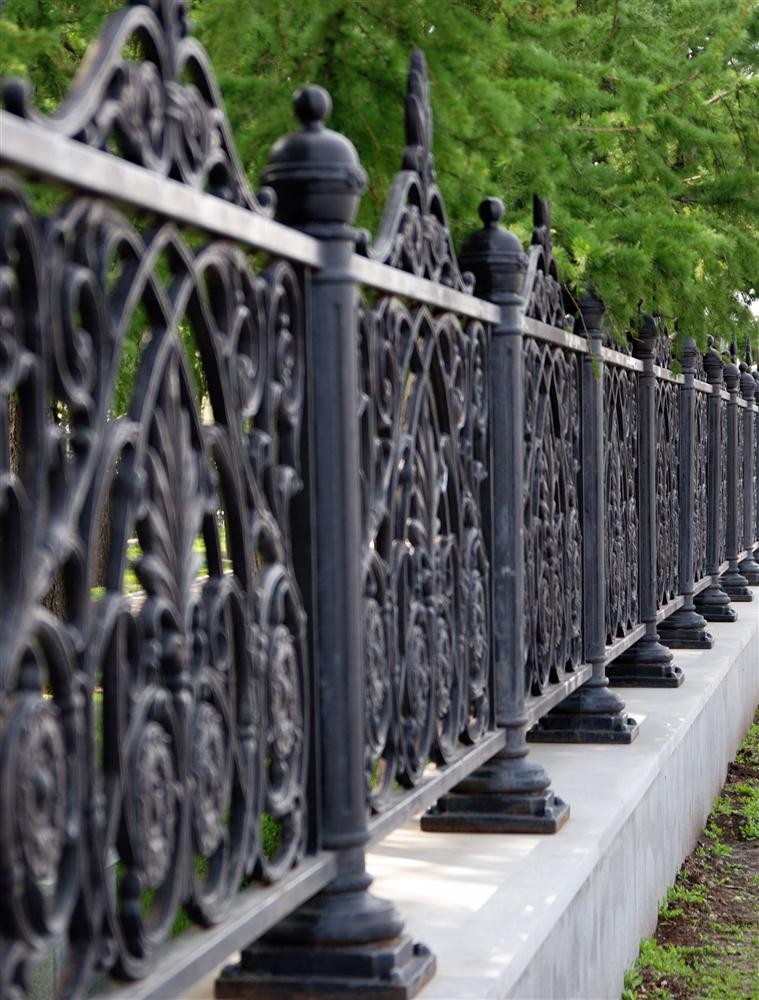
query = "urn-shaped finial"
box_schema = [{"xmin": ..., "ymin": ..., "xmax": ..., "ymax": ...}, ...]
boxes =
[
  {"xmin": 262, "ymin": 85, "xmax": 367, "ymax": 229},
  {"xmin": 631, "ymin": 311, "xmax": 658, "ymax": 360},
  {"xmin": 680, "ymin": 336, "xmax": 699, "ymax": 375},
  {"xmin": 459, "ymin": 198, "xmax": 527, "ymax": 300},
  {"xmin": 703, "ymin": 335, "xmax": 724, "ymax": 385},
  {"xmin": 574, "ymin": 290, "xmax": 606, "ymax": 339}
]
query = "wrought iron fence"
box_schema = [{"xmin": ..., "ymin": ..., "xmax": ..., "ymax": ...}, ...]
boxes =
[{"xmin": 1, "ymin": 2, "xmax": 757, "ymax": 998}]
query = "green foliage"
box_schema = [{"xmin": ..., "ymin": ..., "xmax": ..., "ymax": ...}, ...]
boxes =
[
  {"xmin": 2, "ymin": 0, "xmax": 757, "ymax": 347},
  {"xmin": 732, "ymin": 781, "xmax": 759, "ymax": 840}
]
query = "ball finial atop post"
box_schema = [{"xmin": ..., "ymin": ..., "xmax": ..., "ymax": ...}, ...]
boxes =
[
  {"xmin": 261, "ymin": 85, "xmax": 366, "ymax": 230},
  {"xmin": 459, "ymin": 197, "xmax": 527, "ymax": 300}
]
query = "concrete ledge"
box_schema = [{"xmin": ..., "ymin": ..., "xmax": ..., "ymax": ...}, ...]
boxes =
[{"xmin": 367, "ymin": 599, "xmax": 759, "ymax": 1000}]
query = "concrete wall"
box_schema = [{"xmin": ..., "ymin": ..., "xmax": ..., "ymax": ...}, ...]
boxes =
[{"xmin": 368, "ymin": 600, "xmax": 759, "ymax": 1000}]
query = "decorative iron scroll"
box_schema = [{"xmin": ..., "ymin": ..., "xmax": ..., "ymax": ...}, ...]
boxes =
[
  {"xmin": 755, "ymin": 402, "xmax": 759, "ymax": 544},
  {"xmin": 523, "ymin": 339, "xmax": 582, "ymax": 696},
  {"xmin": 604, "ymin": 364, "xmax": 639, "ymax": 642},
  {"xmin": 737, "ymin": 408, "xmax": 745, "ymax": 547},
  {"xmin": 366, "ymin": 51, "xmax": 472, "ymax": 293},
  {"xmin": 359, "ymin": 296, "xmax": 490, "ymax": 810},
  {"xmin": 655, "ymin": 379, "xmax": 680, "ymax": 607},
  {"xmin": 693, "ymin": 390, "xmax": 709, "ymax": 582},
  {"xmin": 2, "ymin": 0, "xmax": 270, "ymax": 213},
  {"xmin": 654, "ymin": 331, "xmax": 674, "ymax": 370},
  {"xmin": 523, "ymin": 197, "xmax": 566, "ymax": 329},
  {"xmin": 602, "ymin": 331, "xmax": 632, "ymax": 355},
  {"xmin": 0, "ymin": 176, "xmax": 308, "ymax": 991},
  {"xmin": 719, "ymin": 399, "xmax": 728, "ymax": 565}
]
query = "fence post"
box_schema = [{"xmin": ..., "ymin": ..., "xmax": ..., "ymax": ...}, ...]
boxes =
[
  {"xmin": 694, "ymin": 340, "xmax": 737, "ymax": 621},
  {"xmin": 605, "ymin": 315, "xmax": 683, "ymax": 685},
  {"xmin": 217, "ymin": 86, "xmax": 434, "ymax": 1000},
  {"xmin": 738, "ymin": 341, "xmax": 759, "ymax": 583},
  {"xmin": 719, "ymin": 352, "xmax": 753, "ymax": 602},
  {"xmin": 658, "ymin": 337, "xmax": 714, "ymax": 648},
  {"xmin": 422, "ymin": 198, "xmax": 569, "ymax": 833},
  {"xmin": 528, "ymin": 293, "xmax": 638, "ymax": 742}
]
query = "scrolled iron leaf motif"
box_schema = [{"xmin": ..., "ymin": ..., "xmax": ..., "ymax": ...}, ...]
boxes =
[
  {"xmin": 604, "ymin": 365, "xmax": 639, "ymax": 643},
  {"xmin": 737, "ymin": 410, "xmax": 745, "ymax": 547},
  {"xmin": 693, "ymin": 391, "xmax": 709, "ymax": 582},
  {"xmin": 1, "ymin": 0, "xmax": 271, "ymax": 213},
  {"xmin": 523, "ymin": 198, "xmax": 566, "ymax": 329},
  {"xmin": 654, "ymin": 330, "xmax": 674, "ymax": 370},
  {"xmin": 0, "ymin": 168, "xmax": 309, "ymax": 989},
  {"xmin": 522, "ymin": 339, "xmax": 583, "ymax": 697},
  {"xmin": 364, "ymin": 51, "xmax": 473, "ymax": 293},
  {"xmin": 719, "ymin": 399, "xmax": 728, "ymax": 565},
  {"xmin": 655, "ymin": 379, "xmax": 680, "ymax": 607},
  {"xmin": 359, "ymin": 296, "xmax": 490, "ymax": 810}
]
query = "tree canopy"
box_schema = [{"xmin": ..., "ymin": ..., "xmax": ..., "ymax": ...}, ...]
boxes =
[{"xmin": 2, "ymin": 0, "xmax": 757, "ymax": 344}]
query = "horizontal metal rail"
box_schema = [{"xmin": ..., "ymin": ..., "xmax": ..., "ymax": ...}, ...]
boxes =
[
  {"xmin": 0, "ymin": 111, "xmax": 324, "ymax": 266},
  {"xmin": 94, "ymin": 854, "xmax": 338, "ymax": 1000},
  {"xmin": 366, "ymin": 731, "xmax": 506, "ymax": 845}
]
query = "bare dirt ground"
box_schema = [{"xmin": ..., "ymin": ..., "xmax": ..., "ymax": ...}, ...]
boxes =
[{"xmin": 625, "ymin": 710, "xmax": 759, "ymax": 1000}]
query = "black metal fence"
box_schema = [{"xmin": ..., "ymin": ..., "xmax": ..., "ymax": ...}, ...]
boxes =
[{"xmin": 0, "ymin": 3, "xmax": 757, "ymax": 998}]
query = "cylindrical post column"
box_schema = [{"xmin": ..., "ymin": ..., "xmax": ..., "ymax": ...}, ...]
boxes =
[
  {"xmin": 528, "ymin": 293, "xmax": 638, "ymax": 741},
  {"xmin": 217, "ymin": 87, "xmax": 434, "ymax": 1000},
  {"xmin": 695, "ymin": 338, "xmax": 737, "ymax": 621},
  {"xmin": 720, "ymin": 351, "xmax": 753, "ymax": 601},
  {"xmin": 738, "ymin": 341, "xmax": 759, "ymax": 583},
  {"xmin": 607, "ymin": 315, "xmax": 683, "ymax": 686},
  {"xmin": 423, "ymin": 198, "xmax": 569, "ymax": 832},
  {"xmin": 657, "ymin": 336, "xmax": 713, "ymax": 648}
]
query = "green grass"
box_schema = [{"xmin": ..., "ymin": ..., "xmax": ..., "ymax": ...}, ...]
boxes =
[{"xmin": 623, "ymin": 713, "xmax": 759, "ymax": 999}]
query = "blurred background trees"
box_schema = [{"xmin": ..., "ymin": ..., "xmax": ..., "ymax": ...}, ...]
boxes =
[{"xmin": 2, "ymin": 0, "xmax": 757, "ymax": 343}]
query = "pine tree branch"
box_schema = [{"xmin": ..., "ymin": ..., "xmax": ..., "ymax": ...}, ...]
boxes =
[{"xmin": 526, "ymin": 124, "xmax": 646, "ymax": 134}]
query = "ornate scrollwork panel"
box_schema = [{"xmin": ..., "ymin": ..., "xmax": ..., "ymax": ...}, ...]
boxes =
[
  {"xmin": 693, "ymin": 390, "xmax": 709, "ymax": 582},
  {"xmin": 755, "ymin": 408, "xmax": 759, "ymax": 544},
  {"xmin": 604, "ymin": 365, "xmax": 639, "ymax": 642},
  {"xmin": 737, "ymin": 409, "xmax": 745, "ymax": 548},
  {"xmin": 654, "ymin": 332, "xmax": 674, "ymax": 370},
  {"xmin": 522, "ymin": 339, "xmax": 583, "ymax": 696},
  {"xmin": 523, "ymin": 198, "xmax": 566, "ymax": 329},
  {"xmin": 655, "ymin": 379, "xmax": 680, "ymax": 607},
  {"xmin": 359, "ymin": 296, "xmax": 490, "ymax": 811},
  {"xmin": 719, "ymin": 400, "xmax": 728, "ymax": 565},
  {"xmin": 2, "ymin": 0, "xmax": 270, "ymax": 213},
  {"xmin": 366, "ymin": 52, "xmax": 472, "ymax": 293},
  {"xmin": 0, "ymin": 175, "xmax": 309, "ymax": 990}
]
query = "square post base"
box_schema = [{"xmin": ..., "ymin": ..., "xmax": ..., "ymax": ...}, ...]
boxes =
[
  {"xmin": 606, "ymin": 636, "xmax": 684, "ymax": 687},
  {"xmin": 695, "ymin": 584, "xmax": 738, "ymax": 622},
  {"xmin": 657, "ymin": 607, "xmax": 714, "ymax": 650},
  {"xmin": 216, "ymin": 936, "xmax": 435, "ymax": 1000},
  {"xmin": 421, "ymin": 789, "xmax": 569, "ymax": 834},
  {"xmin": 420, "ymin": 744, "xmax": 569, "ymax": 834},
  {"xmin": 526, "ymin": 682, "xmax": 639, "ymax": 745},
  {"xmin": 738, "ymin": 555, "xmax": 759, "ymax": 585},
  {"xmin": 720, "ymin": 568, "xmax": 753, "ymax": 602}
]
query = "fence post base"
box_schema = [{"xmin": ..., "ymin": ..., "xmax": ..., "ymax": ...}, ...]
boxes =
[
  {"xmin": 694, "ymin": 584, "xmax": 738, "ymax": 621},
  {"xmin": 421, "ymin": 749, "xmax": 569, "ymax": 834},
  {"xmin": 215, "ymin": 852, "xmax": 435, "ymax": 1000},
  {"xmin": 606, "ymin": 635, "xmax": 684, "ymax": 687},
  {"xmin": 658, "ymin": 607, "xmax": 714, "ymax": 649},
  {"xmin": 526, "ymin": 680, "xmax": 639, "ymax": 744},
  {"xmin": 738, "ymin": 554, "xmax": 759, "ymax": 585},
  {"xmin": 720, "ymin": 568, "xmax": 754, "ymax": 601}
]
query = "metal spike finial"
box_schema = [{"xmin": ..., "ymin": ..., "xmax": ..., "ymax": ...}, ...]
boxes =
[
  {"xmin": 531, "ymin": 195, "xmax": 552, "ymax": 255},
  {"xmin": 402, "ymin": 48, "xmax": 434, "ymax": 183}
]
